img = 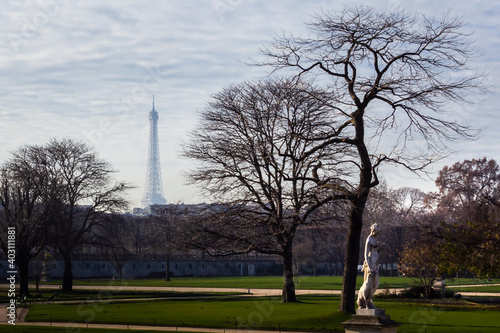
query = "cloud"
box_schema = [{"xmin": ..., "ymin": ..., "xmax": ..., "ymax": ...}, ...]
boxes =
[{"xmin": 1, "ymin": 0, "xmax": 499, "ymax": 207}]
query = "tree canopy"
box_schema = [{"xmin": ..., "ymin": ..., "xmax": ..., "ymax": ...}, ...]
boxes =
[
  {"xmin": 260, "ymin": 5, "xmax": 485, "ymax": 312},
  {"xmin": 1, "ymin": 138, "xmax": 131, "ymax": 293},
  {"xmin": 184, "ymin": 77, "xmax": 346, "ymax": 301},
  {"xmin": 432, "ymin": 158, "xmax": 500, "ymax": 278}
]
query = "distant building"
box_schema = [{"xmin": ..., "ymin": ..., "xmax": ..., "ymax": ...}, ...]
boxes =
[{"xmin": 133, "ymin": 203, "xmax": 208, "ymax": 216}]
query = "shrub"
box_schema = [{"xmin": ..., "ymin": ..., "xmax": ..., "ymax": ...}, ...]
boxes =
[{"xmin": 400, "ymin": 286, "xmax": 438, "ymax": 298}]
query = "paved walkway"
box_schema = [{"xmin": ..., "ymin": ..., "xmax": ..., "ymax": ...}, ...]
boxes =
[
  {"xmin": 446, "ymin": 283, "xmax": 500, "ymax": 288},
  {"xmin": 23, "ymin": 283, "xmax": 500, "ymax": 297},
  {"xmin": 56, "ymin": 284, "xmax": 342, "ymax": 296},
  {"xmin": 0, "ymin": 321, "xmax": 316, "ymax": 333},
  {"xmin": 2, "ymin": 283, "xmax": 499, "ymax": 299}
]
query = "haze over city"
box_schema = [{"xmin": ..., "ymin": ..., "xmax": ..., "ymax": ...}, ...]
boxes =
[{"xmin": 1, "ymin": 0, "xmax": 499, "ymax": 208}]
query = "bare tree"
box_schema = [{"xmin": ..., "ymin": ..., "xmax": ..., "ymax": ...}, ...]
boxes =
[
  {"xmin": 184, "ymin": 77, "xmax": 346, "ymax": 302},
  {"xmin": 386, "ymin": 187, "xmax": 426, "ymax": 273},
  {"xmin": 0, "ymin": 146, "xmax": 55, "ymax": 296},
  {"xmin": 147, "ymin": 204, "xmax": 191, "ymax": 281},
  {"xmin": 294, "ymin": 202, "xmax": 348, "ymax": 277},
  {"xmin": 126, "ymin": 214, "xmax": 150, "ymax": 258},
  {"xmin": 40, "ymin": 138, "xmax": 131, "ymax": 292},
  {"xmin": 260, "ymin": 6, "xmax": 485, "ymax": 312},
  {"xmin": 364, "ymin": 184, "xmax": 426, "ymax": 276},
  {"xmin": 96, "ymin": 214, "xmax": 133, "ymax": 281}
]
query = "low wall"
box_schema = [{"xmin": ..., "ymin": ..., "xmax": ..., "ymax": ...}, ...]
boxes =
[{"xmin": 0, "ymin": 259, "xmax": 343, "ymax": 280}]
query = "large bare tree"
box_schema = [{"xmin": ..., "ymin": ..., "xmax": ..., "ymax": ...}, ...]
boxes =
[
  {"xmin": 0, "ymin": 146, "xmax": 55, "ymax": 296},
  {"xmin": 40, "ymin": 138, "xmax": 131, "ymax": 291},
  {"xmin": 260, "ymin": 6, "xmax": 485, "ymax": 312},
  {"xmin": 184, "ymin": 77, "xmax": 347, "ymax": 302}
]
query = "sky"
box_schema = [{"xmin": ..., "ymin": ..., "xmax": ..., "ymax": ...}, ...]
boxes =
[{"xmin": 1, "ymin": 0, "xmax": 499, "ymax": 209}]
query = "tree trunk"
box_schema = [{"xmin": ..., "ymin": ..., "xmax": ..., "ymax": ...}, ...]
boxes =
[
  {"xmin": 339, "ymin": 110, "xmax": 372, "ymax": 313},
  {"xmin": 165, "ymin": 254, "xmax": 171, "ymax": 281},
  {"xmin": 18, "ymin": 257, "xmax": 30, "ymax": 296},
  {"xmin": 62, "ymin": 253, "xmax": 73, "ymax": 292},
  {"xmin": 282, "ymin": 250, "xmax": 297, "ymax": 302},
  {"xmin": 117, "ymin": 263, "xmax": 123, "ymax": 282},
  {"xmin": 339, "ymin": 199, "xmax": 365, "ymax": 313}
]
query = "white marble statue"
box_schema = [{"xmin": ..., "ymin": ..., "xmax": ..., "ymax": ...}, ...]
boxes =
[{"xmin": 357, "ymin": 223, "xmax": 382, "ymax": 309}]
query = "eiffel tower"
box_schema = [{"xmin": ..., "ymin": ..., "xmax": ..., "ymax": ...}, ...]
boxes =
[{"xmin": 141, "ymin": 96, "xmax": 167, "ymax": 207}]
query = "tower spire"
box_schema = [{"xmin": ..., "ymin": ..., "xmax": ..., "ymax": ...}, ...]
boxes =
[{"xmin": 141, "ymin": 96, "xmax": 166, "ymax": 207}]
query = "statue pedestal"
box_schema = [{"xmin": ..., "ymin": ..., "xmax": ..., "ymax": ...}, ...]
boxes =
[{"xmin": 341, "ymin": 308, "xmax": 400, "ymax": 333}]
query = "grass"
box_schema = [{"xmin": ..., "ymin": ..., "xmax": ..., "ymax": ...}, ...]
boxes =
[
  {"xmin": 0, "ymin": 325, "xmax": 203, "ymax": 333},
  {"xmin": 446, "ymin": 278, "xmax": 500, "ymax": 285},
  {"xmin": 378, "ymin": 298, "xmax": 500, "ymax": 332},
  {"xmin": 25, "ymin": 295, "xmax": 500, "ymax": 332},
  {"xmin": 0, "ymin": 288, "xmax": 234, "ymax": 304},
  {"xmin": 448, "ymin": 286, "xmax": 500, "ymax": 292},
  {"xmin": 18, "ymin": 276, "xmax": 499, "ymax": 332},
  {"xmin": 39, "ymin": 276, "xmax": 495, "ymax": 291},
  {"xmin": 25, "ymin": 295, "xmax": 349, "ymax": 331},
  {"xmin": 41, "ymin": 275, "xmax": 421, "ymax": 290}
]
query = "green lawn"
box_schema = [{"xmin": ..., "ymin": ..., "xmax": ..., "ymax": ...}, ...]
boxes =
[
  {"xmin": 0, "ymin": 288, "xmax": 234, "ymax": 304},
  {"xmin": 378, "ymin": 299, "xmax": 500, "ymax": 332},
  {"xmin": 41, "ymin": 275, "xmax": 421, "ymax": 290},
  {"xmin": 0, "ymin": 325, "xmax": 202, "ymax": 333},
  {"xmin": 448, "ymin": 286, "xmax": 500, "ymax": 293},
  {"xmin": 40, "ymin": 276, "xmax": 494, "ymax": 291},
  {"xmin": 25, "ymin": 295, "xmax": 500, "ymax": 332},
  {"xmin": 446, "ymin": 278, "xmax": 500, "ymax": 285},
  {"xmin": 25, "ymin": 296, "xmax": 348, "ymax": 331}
]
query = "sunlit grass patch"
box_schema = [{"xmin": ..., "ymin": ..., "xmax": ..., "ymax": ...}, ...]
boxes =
[{"xmin": 25, "ymin": 295, "xmax": 500, "ymax": 332}]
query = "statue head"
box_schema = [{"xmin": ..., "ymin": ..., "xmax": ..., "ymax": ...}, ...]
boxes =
[{"xmin": 370, "ymin": 223, "xmax": 380, "ymax": 236}]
